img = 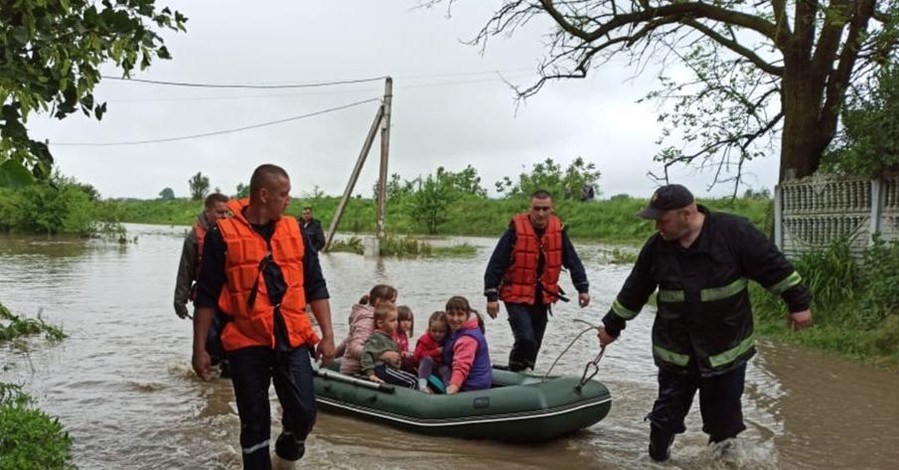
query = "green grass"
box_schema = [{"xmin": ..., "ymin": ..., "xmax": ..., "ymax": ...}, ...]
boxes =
[
  {"xmin": 0, "ymin": 384, "xmax": 75, "ymax": 470},
  {"xmin": 0, "ymin": 305, "xmax": 66, "ymax": 343},
  {"xmin": 0, "ymin": 305, "xmax": 75, "ymax": 469},
  {"xmin": 105, "ymin": 195, "xmax": 772, "ymax": 244},
  {"xmin": 326, "ymin": 235, "xmax": 476, "ymax": 257},
  {"xmin": 751, "ymin": 240, "xmax": 899, "ymax": 370}
]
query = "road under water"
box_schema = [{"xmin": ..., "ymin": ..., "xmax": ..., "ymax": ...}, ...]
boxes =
[{"xmin": 1, "ymin": 224, "xmax": 897, "ymax": 469}]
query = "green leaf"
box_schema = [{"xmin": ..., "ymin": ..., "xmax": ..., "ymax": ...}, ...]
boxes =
[
  {"xmin": 0, "ymin": 159, "xmax": 36, "ymax": 188},
  {"xmin": 12, "ymin": 26, "xmax": 30, "ymax": 45},
  {"xmin": 95, "ymin": 102, "xmax": 107, "ymax": 121}
]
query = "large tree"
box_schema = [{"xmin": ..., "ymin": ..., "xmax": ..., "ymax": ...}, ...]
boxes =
[
  {"xmin": 447, "ymin": 0, "xmax": 898, "ymax": 185},
  {"xmin": 188, "ymin": 171, "xmax": 209, "ymax": 201},
  {"xmin": 0, "ymin": 0, "xmax": 186, "ymax": 188}
]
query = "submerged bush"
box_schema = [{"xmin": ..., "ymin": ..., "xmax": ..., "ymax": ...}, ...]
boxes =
[
  {"xmin": 0, "ymin": 384, "xmax": 75, "ymax": 470},
  {"xmin": 0, "ymin": 306, "xmax": 74, "ymax": 469},
  {"xmin": 0, "ymin": 174, "xmax": 123, "ymax": 238},
  {"xmin": 0, "ymin": 304, "xmax": 66, "ymax": 342}
]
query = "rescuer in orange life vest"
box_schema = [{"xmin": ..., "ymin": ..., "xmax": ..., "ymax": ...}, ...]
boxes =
[
  {"xmin": 192, "ymin": 164, "xmax": 335, "ymax": 470},
  {"xmin": 484, "ymin": 189, "xmax": 591, "ymax": 372}
]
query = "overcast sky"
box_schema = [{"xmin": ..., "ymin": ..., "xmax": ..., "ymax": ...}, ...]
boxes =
[{"xmin": 31, "ymin": 0, "xmax": 779, "ymax": 200}]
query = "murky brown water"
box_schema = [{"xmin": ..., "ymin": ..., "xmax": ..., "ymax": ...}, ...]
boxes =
[{"xmin": 1, "ymin": 224, "xmax": 897, "ymax": 469}]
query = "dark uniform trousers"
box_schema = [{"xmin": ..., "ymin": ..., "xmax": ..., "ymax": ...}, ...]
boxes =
[
  {"xmin": 648, "ymin": 361, "xmax": 747, "ymax": 443},
  {"xmin": 506, "ymin": 303, "xmax": 549, "ymax": 372},
  {"xmin": 227, "ymin": 344, "xmax": 316, "ymax": 470}
]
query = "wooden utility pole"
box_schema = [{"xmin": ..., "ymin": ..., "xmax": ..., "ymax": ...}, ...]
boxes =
[
  {"xmin": 323, "ymin": 77, "xmax": 392, "ymax": 253},
  {"xmin": 323, "ymin": 105, "xmax": 384, "ymax": 251},
  {"xmin": 376, "ymin": 77, "xmax": 392, "ymax": 240}
]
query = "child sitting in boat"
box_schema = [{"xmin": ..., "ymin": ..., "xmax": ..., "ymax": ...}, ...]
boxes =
[
  {"xmin": 361, "ymin": 302, "xmax": 421, "ymax": 390},
  {"xmin": 335, "ymin": 284, "xmax": 397, "ymax": 375},
  {"xmin": 444, "ymin": 296, "xmax": 492, "ymax": 394},
  {"xmin": 414, "ymin": 311, "xmax": 451, "ymax": 390},
  {"xmin": 395, "ymin": 305, "xmax": 416, "ymax": 372}
]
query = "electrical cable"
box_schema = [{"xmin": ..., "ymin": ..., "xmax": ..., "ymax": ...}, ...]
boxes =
[
  {"xmin": 99, "ymin": 68, "xmax": 534, "ymax": 90},
  {"xmin": 50, "ymin": 97, "xmax": 381, "ymax": 147},
  {"xmin": 100, "ymin": 75, "xmax": 387, "ymax": 89}
]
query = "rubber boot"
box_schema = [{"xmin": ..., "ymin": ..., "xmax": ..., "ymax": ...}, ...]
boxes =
[
  {"xmin": 649, "ymin": 425, "xmax": 675, "ymax": 462},
  {"xmin": 273, "ymin": 432, "xmax": 304, "ymax": 469},
  {"xmin": 272, "ymin": 454, "xmax": 297, "ymax": 470}
]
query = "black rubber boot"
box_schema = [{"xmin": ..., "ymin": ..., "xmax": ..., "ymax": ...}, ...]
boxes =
[
  {"xmin": 649, "ymin": 426, "xmax": 675, "ymax": 462},
  {"xmin": 274, "ymin": 432, "xmax": 305, "ymax": 462}
]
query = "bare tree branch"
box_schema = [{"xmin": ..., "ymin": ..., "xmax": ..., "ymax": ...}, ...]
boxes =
[{"xmin": 682, "ymin": 19, "xmax": 783, "ymax": 75}]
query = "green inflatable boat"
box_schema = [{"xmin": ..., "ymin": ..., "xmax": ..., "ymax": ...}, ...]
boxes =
[{"xmin": 312, "ymin": 364, "xmax": 612, "ymax": 443}]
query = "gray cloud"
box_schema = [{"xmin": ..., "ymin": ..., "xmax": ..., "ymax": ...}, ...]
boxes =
[{"xmin": 31, "ymin": 0, "xmax": 777, "ymax": 200}]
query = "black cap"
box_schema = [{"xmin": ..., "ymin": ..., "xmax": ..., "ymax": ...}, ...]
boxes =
[{"xmin": 638, "ymin": 184, "xmax": 694, "ymax": 219}]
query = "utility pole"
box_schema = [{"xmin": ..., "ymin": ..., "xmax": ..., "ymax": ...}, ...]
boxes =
[
  {"xmin": 324, "ymin": 77, "xmax": 392, "ymax": 255},
  {"xmin": 323, "ymin": 105, "xmax": 383, "ymax": 252},
  {"xmin": 376, "ymin": 77, "xmax": 392, "ymax": 240}
]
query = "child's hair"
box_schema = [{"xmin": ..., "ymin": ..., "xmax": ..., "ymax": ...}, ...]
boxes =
[
  {"xmin": 445, "ymin": 296, "xmax": 471, "ymax": 314},
  {"xmin": 373, "ymin": 301, "xmax": 398, "ymax": 327},
  {"xmin": 427, "ymin": 311, "xmax": 448, "ymax": 332},
  {"xmin": 445, "ymin": 296, "xmax": 485, "ymax": 333},
  {"xmin": 397, "ymin": 305, "xmax": 414, "ymax": 335},
  {"xmin": 358, "ymin": 284, "xmax": 398, "ymax": 306}
]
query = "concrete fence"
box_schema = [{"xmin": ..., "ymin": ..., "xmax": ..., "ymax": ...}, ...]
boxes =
[{"xmin": 774, "ymin": 174, "xmax": 899, "ymax": 258}]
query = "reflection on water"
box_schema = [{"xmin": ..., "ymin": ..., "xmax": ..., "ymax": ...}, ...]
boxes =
[{"xmin": 1, "ymin": 225, "xmax": 898, "ymax": 469}]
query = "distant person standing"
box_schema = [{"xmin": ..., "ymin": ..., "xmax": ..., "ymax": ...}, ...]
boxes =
[
  {"xmin": 192, "ymin": 164, "xmax": 335, "ymax": 470},
  {"xmin": 598, "ymin": 184, "xmax": 813, "ymax": 462},
  {"xmin": 484, "ymin": 189, "xmax": 591, "ymax": 372},
  {"xmin": 301, "ymin": 206, "xmax": 326, "ymax": 252},
  {"xmin": 173, "ymin": 192, "xmax": 230, "ymax": 319}
]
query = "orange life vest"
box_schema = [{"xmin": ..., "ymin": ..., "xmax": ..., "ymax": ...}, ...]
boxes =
[
  {"xmin": 215, "ymin": 199, "xmax": 318, "ymax": 351},
  {"xmin": 193, "ymin": 220, "xmax": 207, "ymax": 275},
  {"xmin": 499, "ymin": 214, "xmax": 564, "ymax": 305}
]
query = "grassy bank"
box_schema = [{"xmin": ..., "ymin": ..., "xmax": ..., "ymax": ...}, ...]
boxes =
[
  {"xmin": 751, "ymin": 240, "xmax": 899, "ymax": 369},
  {"xmin": 104, "ymin": 195, "xmax": 772, "ymax": 243},
  {"xmin": 0, "ymin": 304, "xmax": 74, "ymax": 470}
]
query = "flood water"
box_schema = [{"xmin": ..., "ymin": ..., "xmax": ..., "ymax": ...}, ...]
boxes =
[{"xmin": 1, "ymin": 224, "xmax": 897, "ymax": 469}]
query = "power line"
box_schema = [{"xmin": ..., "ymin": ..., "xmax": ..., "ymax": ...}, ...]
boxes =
[
  {"xmin": 99, "ymin": 68, "xmax": 535, "ymax": 90},
  {"xmin": 101, "ymin": 73, "xmax": 534, "ymax": 103},
  {"xmin": 101, "ymin": 75, "xmax": 387, "ymax": 89},
  {"xmin": 50, "ymin": 97, "xmax": 381, "ymax": 147}
]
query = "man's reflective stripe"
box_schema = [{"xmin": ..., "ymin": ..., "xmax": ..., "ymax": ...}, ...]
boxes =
[
  {"xmin": 243, "ymin": 439, "xmax": 270, "ymax": 455},
  {"xmin": 767, "ymin": 271, "xmax": 802, "ymax": 294},
  {"xmin": 657, "ymin": 289, "xmax": 685, "ymax": 303},
  {"xmin": 611, "ymin": 300, "xmax": 639, "ymax": 320},
  {"xmin": 709, "ymin": 334, "xmax": 755, "ymax": 368},
  {"xmin": 657, "ymin": 278, "xmax": 749, "ymax": 303},
  {"xmin": 701, "ymin": 278, "xmax": 749, "ymax": 302},
  {"xmin": 653, "ymin": 345, "xmax": 690, "ymax": 366}
]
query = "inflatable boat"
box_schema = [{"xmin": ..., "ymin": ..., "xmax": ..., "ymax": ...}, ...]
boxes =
[{"xmin": 312, "ymin": 364, "xmax": 612, "ymax": 442}]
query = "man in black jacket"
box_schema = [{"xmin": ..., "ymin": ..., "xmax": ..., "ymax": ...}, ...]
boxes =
[
  {"xmin": 301, "ymin": 206, "xmax": 326, "ymax": 252},
  {"xmin": 598, "ymin": 184, "xmax": 813, "ymax": 462}
]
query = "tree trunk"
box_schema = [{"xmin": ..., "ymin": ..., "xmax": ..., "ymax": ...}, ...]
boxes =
[{"xmin": 779, "ymin": 60, "xmax": 830, "ymax": 181}]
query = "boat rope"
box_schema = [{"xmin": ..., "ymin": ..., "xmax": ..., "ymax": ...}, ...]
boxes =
[{"xmin": 543, "ymin": 319, "xmax": 606, "ymax": 393}]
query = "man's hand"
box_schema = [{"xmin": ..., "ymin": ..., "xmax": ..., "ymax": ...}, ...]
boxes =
[
  {"xmin": 597, "ymin": 327, "xmax": 617, "ymax": 347},
  {"xmin": 788, "ymin": 310, "xmax": 813, "ymax": 330},
  {"xmin": 192, "ymin": 348, "xmax": 212, "ymax": 381},
  {"xmin": 578, "ymin": 293, "xmax": 591, "ymax": 308},
  {"xmin": 369, "ymin": 374, "xmax": 385, "ymax": 383},
  {"xmin": 486, "ymin": 301, "xmax": 500, "ymax": 319},
  {"xmin": 175, "ymin": 303, "xmax": 189, "ymax": 319},
  {"xmin": 380, "ymin": 351, "xmax": 401, "ymax": 366},
  {"xmin": 316, "ymin": 336, "xmax": 336, "ymax": 366},
  {"xmin": 446, "ymin": 384, "xmax": 460, "ymax": 394}
]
